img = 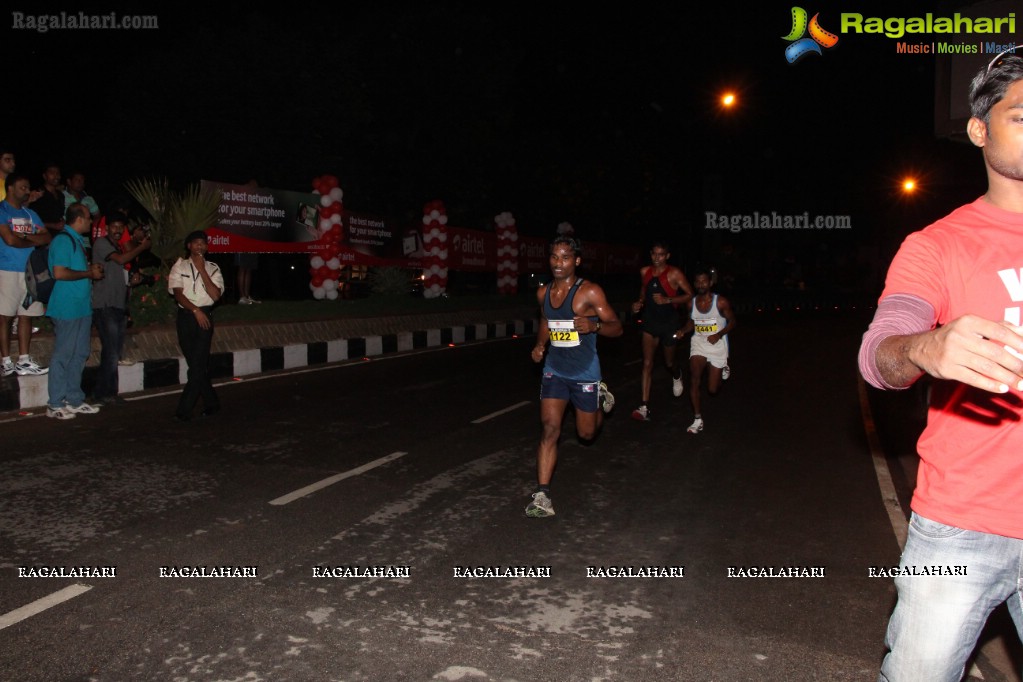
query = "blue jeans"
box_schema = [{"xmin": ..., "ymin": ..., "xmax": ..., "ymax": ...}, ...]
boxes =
[
  {"xmin": 47, "ymin": 315, "xmax": 92, "ymax": 409},
  {"xmin": 92, "ymin": 306, "xmax": 126, "ymax": 400},
  {"xmin": 879, "ymin": 512, "xmax": 1023, "ymax": 681}
]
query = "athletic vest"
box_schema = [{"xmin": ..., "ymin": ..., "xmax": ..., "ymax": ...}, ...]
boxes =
[
  {"xmin": 642, "ymin": 268, "xmax": 680, "ymax": 325},
  {"xmin": 543, "ymin": 278, "xmax": 600, "ymax": 382},
  {"xmin": 691, "ymin": 294, "xmax": 727, "ymax": 339}
]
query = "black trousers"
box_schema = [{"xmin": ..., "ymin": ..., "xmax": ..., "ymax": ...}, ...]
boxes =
[{"xmin": 175, "ymin": 307, "xmax": 219, "ymax": 417}]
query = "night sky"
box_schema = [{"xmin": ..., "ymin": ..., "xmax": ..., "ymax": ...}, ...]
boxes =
[{"xmin": 3, "ymin": 2, "xmax": 1000, "ymax": 283}]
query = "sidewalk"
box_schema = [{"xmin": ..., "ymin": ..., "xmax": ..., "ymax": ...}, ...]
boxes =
[{"xmin": 0, "ymin": 302, "xmax": 540, "ymax": 413}]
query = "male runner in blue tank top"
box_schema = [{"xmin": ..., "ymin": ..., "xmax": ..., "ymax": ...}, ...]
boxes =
[{"xmin": 526, "ymin": 235, "xmax": 622, "ymax": 518}]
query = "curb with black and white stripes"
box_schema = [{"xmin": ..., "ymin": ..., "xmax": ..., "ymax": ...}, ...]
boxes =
[{"xmin": 0, "ymin": 319, "xmax": 538, "ymax": 413}]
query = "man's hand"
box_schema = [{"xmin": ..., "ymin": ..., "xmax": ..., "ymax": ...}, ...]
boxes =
[
  {"xmin": 531, "ymin": 345, "xmax": 545, "ymax": 363},
  {"xmin": 651, "ymin": 292, "xmax": 671, "ymax": 305},
  {"xmin": 630, "ymin": 300, "xmax": 643, "ymax": 314},
  {"xmin": 893, "ymin": 315, "xmax": 1023, "ymax": 393}
]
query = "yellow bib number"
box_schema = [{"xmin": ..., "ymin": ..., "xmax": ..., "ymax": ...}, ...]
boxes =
[{"xmin": 548, "ymin": 319, "xmax": 581, "ymax": 347}]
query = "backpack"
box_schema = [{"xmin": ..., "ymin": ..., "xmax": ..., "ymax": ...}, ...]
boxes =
[{"xmin": 23, "ymin": 232, "xmax": 75, "ymax": 307}]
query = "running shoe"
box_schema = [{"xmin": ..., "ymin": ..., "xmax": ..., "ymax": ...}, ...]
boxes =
[
  {"xmin": 631, "ymin": 405, "xmax": 651, "ymax": 421},
  {"xmin": 525, "ymin": 491, "xmax": 555, "ymax": 518},
  {"xmin": 1, "ymin": 358, "xmax": 14, "ymax": 377},
  {"xmin": 672, "ymin": 375, "xmax": 684, "ymax": 397},
  {"xmin": 599, "ymin": 381, "xmax": 615, "ymax": 414},
  {"xmin": 238, "ymin": 296, "xmax": 253, "ymax": 305},
  {"xmin": 687, "ymin": 417, "xmax": 704, "ymax": 434},
  {"xmin": 65, "ymin": 402, "xmax": 100, "ymax": 415},
  {"xmin": 722, "ymin": 365, "xmax": 731, "ymax": 381},
  {"xmin": 15, "ymin": 357, "xmax": 47, "ymax": 375},
  {"xmin": 46, "ymin": 406, "xmax": 76, "ymax": 420}
]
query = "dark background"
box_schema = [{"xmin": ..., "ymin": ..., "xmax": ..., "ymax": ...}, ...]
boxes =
[{"xmin": 2, "ymin": 2, "xmax": 996, "ymax": 294}]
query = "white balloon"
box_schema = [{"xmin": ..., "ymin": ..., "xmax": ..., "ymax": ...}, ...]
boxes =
[
  {"xmin": 330, "ymin": 213, "xmax": 342, "ymax": 225},
  {"xmin": 312, "ymin": 286, "xmax": 326, "ymax": 300},
  {"xmin": 326, "ymin": 257, "xmax": 341, "ymax": 270},
  {"xmin": 422, "ymin": 216, "xmax": 431, "ymax": 225},
  {"xmin": 322, "ymin": 278, "xmax": 337, "ymax": 292},
  {"xmin": 430, "ymin": 209, "xmax": 441, "ymax": 220},
  {"xmin": 326, "ymin": 288, "xmax": 339, "ymax": 300},
  {"xmin": 319, "ymin": 218, "xmax": 332, "ymax": 231},
  {"xmin": 329, "ymin": 187, "xmax": 344, "ymax": 202},
  {"xmin": 438, "ymin": 249, "xmax": 448, "ymax": 259},
  {"xmin": 438, "ymin": 215, "xmax": 448, "ymax": 225},
  {"xmin": 320, "ymin": 194, "xmax": 333, "ymax": 207},
  {"xmin": 437, "ymin": 232, "xmax": 447, "ymax": 242},
  {"xmin": 310, "ymin": 256, "xmax": 325, "ymax": 269}
]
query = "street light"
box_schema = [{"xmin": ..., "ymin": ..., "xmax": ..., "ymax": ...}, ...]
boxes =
[
  {"xmin": 901, "ymin": 177, "xmax": 917, "ymax": 194},
  {"xmin": 720, "ymin": 92, "xmax": 737, "ymax": 109}
]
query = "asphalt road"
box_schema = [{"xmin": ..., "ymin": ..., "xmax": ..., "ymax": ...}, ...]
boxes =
[{"xmin": 0, "ymin": 310, "xmax": 1009, "ymax": 681}]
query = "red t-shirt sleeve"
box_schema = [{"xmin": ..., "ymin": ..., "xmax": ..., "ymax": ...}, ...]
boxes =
[{"xmin": 881, "ymin": 229, "xmax": 950, "ymax": 324}]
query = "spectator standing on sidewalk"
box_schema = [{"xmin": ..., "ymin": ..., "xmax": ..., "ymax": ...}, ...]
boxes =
[
  {"xmin": 91, "ymin": 214, "xmax": 151, "ymax": 405},
  {"xmin": 46, "ymin": 203, "xmax": 104, "ymax": 420},
  {"xmin": 0, "ymin": 173, "xmax": 51, "ymax": 377},
  {"xmin": 169, "ymin": 230, "xmax": 223, "ymax": 421}
]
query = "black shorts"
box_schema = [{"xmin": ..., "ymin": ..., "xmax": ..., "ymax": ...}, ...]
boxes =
[{"xmin": 641, "ymin": 321, "xmax": 678, "ymax": 347}]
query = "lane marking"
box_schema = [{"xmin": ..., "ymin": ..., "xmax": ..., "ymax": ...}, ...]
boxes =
[
  {"xmin": 472, "ymin": 401, "xmax": 531, "ymax": 424},
  {"xmin": 857, "ymin": 376, "xmax": 908, "ymax": 550},
  {"xmin": 0, "ymin": 584, "xmax": 92, "ymax": 630},
  {"xmin": 269, "ymin": 451, "xmax": 409, "ymax": 506}
]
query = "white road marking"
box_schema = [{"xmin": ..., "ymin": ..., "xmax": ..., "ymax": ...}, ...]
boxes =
[
  {"xmin": 0, "ymin": 584, "xmax": 92, "ymax": 630},
  {"xmin": 269, "ymin": 451, "xmax": 409, "ymax": 506},
  {"xmin": 471, "ymin": 401, "xmax": 531, "ymax": 424},
  {"xmin": 856, "ymin": 377, "xmax": 908, "ymax": 550}
]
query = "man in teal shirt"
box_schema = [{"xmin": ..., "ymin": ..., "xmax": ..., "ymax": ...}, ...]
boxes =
[{"xmin": 46, "ymin": 203, "xmax": 104, "ymax": 420}]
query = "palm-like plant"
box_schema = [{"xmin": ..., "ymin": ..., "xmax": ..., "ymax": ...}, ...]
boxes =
[{"xmin": 125, "ymin": 178, "xmax": 222, "ymax": 268}]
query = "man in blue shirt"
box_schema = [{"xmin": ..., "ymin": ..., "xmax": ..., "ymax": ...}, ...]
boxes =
[
  {"xmin": 46, "ymin": 203, "xmax": 104, "ymax": 420},
  {"xmin": 0, "ymin": 173, "xmax": 51, "ymax": 376}
]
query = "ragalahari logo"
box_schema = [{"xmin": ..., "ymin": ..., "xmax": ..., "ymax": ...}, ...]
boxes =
[{"xmin": 783, "ymin": 7, "xmax": 839, "ymax": 63}]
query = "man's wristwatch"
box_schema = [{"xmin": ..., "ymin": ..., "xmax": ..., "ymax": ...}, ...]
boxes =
[{"xmin": 595, "ymin": 320, "xmax": 602, "ymax": 333}]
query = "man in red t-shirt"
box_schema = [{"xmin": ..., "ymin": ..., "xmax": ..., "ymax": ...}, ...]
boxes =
[{"xmin": 859, "ymin": 53, "xmax": 1023, "ymax": 681}]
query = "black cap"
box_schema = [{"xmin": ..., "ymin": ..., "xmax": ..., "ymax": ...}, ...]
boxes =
[{"xmin": 184, "ymin": 230, "xmax": 208, "ymax": 248}]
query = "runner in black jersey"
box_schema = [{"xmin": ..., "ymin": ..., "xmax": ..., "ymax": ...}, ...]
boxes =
[{"xmin": 629, "ymin": 241, "xmax": 692, "ymax": 421}]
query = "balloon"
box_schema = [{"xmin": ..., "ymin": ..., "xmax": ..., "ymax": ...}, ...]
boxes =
[
  {"xmin": 330, "ymin": 213, "xmax": 342, "ymax": 225},
  {"xmin": 326, "ymin": 288, "xmax": 339, "ymax": 300},
  {"xmin": 329, "ymin": 187, "xmax": 344, "ymax": 202},
  {"xmin": 323, "ymin": 278, "xmax": 337, "ymax": 292},
  {"xmin": 326, "ymin": 257, "xmax": 341, "ymax": 270},
  {"xmin": 312, "ymin": 286, "xmax": 326, "ymax": 299},
  {"xmin": 310, "ymin": 256, "xmax": 325, "ymax": 269}
]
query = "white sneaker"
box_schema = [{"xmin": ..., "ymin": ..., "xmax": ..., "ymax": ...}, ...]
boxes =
[
  {"xmin": 672, "ymin": 375, "xmax": 684, "ymax": 397},
  {"xmin": 15, "ymin": 357, "xmax": 47, "ymax": 375},
  {"xmin": 631, "ymin": 405, "xmax": 651, "ymax": 421},
  {"xmin": 525, "ymin": 491, "xmax": 555, "ymax": 517},
  {"xmin": 47, "ymin": 406, "xmax": 76, "ymax": 420},
  {"xmin": 722, "ymin": 365, "xmax": 731, "ymax": 381},
  {"xmin": 1, "ymin": 358, "xmax": 14, "ymax": 377},
  {"xmin": 65, "ymin": 402, "xmax": 100, "ymax": 415},
  {"xmin": 687, "ymin": 417, "xmax": 704, "ymax": 434},
  {"xmin": 238, "ymin": 296, "xmax": 252, "ymax": 305},
  {"xmin": 598, "ymin": 381, "xmax": 615, "ymax": 413}
]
